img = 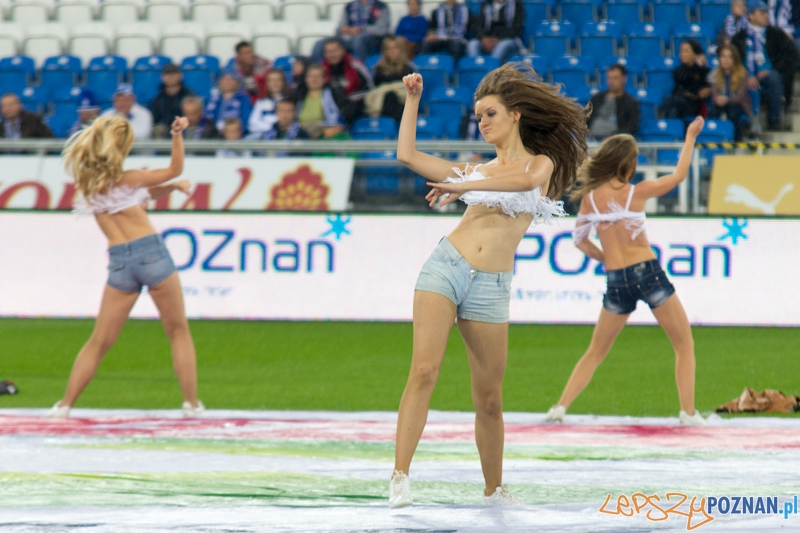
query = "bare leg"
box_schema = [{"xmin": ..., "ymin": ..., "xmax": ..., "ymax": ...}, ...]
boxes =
[
  {"xmin": 651, "ymin": 294, "xmax": 696, "ymax": 414},
  {"xmin": 457, "ymin": 318, "xmax": 508, "ymax": 495},
  {"xmin": 556, "ymin": 309, "xmax": 629, "ymax": 409},
  {"xmin": 148, "ymin": 272, "xmax": 198, "ymax": 406},
  {"xmin": 60, "ymin": 285, "xmax": 141, "ymax": 407},
  {"xmin": 394, "ymin": 291, "xmax": 457, "ymax": 475}
]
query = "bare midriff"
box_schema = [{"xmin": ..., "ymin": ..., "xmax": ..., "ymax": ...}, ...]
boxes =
[
  {"xmin": 446, "ymin": 204, "xmax": 534, "ymax": 272},
  {"xmin": 95, "ymin": 205, "xmax": 158, "ymax": 248}
]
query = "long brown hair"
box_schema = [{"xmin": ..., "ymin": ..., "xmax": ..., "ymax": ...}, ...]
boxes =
[
  {"xmin": 715, "ymin": 44, "xmax": 747, "ymax": 93},
  {"xmin": 473, "ymin": 62, "xmax": 591, "ymax": 200},
  {"xmin": 62, "ymin": 116, "xmax": 135, "ymax": 198},
  {"xmin": 376, "ymin": 36, "xmax": 409, "ymax": 76},
  {"xmin": 569, "ymin": 134, "xmax": 638, "ymax": 202}
]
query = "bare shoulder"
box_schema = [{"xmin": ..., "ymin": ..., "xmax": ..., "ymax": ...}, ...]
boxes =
[
  {"xmin": 528, "ymin": 154, "xmax": 554, "ymax": 173},
  {"xmin": 118, "ymin": 168, "xmax": 147, "ymax": 188}
]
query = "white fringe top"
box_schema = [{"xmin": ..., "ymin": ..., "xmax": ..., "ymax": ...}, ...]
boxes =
[
  {"xmin": 73, "ymin": 185, "xmax": 151, "ymax": 216},
  {"xmin": 443, "ymin": 163, "xmax": 567, "ymax": 224},
  {"xmin": 572, "ymin": 185, "xmax": 646, "ymax": 243}
]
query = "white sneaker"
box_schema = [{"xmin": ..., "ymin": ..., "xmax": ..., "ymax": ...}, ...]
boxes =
[
  {"xmin": 182, "ymin": 400, "xmax": 205, "ymax": 417},
  {"xmin": 45, "ymin": 401, "xmax": 70, "ymax": 419},
  {"xmin": 679, "ymin": 410, "xmax": 707, "ymax": 426},
  {"xmin": 389, "ymin": 470, "xmax": 413, "ymax": 509},
  {"xmin": 484, "ymin": 484, "xmax": 521, "ymax": 506},
  {"xmin": 544, "ymin": 405, "xmax": 566, "ymax": 422}
]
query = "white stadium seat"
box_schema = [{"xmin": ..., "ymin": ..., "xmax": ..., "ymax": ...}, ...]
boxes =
[
  {"xmin": 160, "ymin": 22, "xmax": 206, "ymax": 61},
  {"xmin": 205, "ymin": 21, "xmax": 251, "ymax": 63},
  {"xmin": 69, "ymin": 22, "xmax": 115, "ymax": 65},
  {"xmin": 295, "ymin": 20, "xmax": 336, "ymax": 57},
  {"xmin": 54, "ymin": 0, "xmax": 96, "ymax": 28},
  {"xmin": 252, "ymin": 21, "xmax": 296, "ymax": 58},
  {"xmin": 143, "ymin": 0, "xmax": 186, "ymax": 26},
  {"xmin": 279, "ymin": 0, "xmax": 321, "ymax": 24},
  {"xmin": 233, "ymin": 0, "xmax": 276, "ymax": 27},
  {"xmin": 189, "ymin": 0, "xmax": 231, "ymax": 27},
  {"xmin": 98, "ymin": 0, "xmax": 142, "ymax": 27},
  {"xmin": 23, "ymin": 23, "xmax": 70, "ymax": 66},
  {"xmin": 0, "ymin": 22, "xmax": 25, "ymax": 57},
  {"xmin": 114, "ymin": 21, "xmax": 161, "ymax": 63},
  {"xmin": 9, "ymin": 0, "xmax": 52, "ymax": 27}
]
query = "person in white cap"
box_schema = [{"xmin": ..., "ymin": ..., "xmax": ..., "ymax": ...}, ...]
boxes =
[{"xmin": 101, "ymin": 84, "xmax": 153, "ymax": 139}]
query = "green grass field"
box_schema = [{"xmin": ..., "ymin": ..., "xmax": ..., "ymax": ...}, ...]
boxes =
[{"xmin": 0, "ymin": 319, "xmax": 796, "ymax": 416}]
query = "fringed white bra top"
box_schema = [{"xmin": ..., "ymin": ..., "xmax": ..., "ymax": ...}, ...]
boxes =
[
  {"xmin": 572, "ymin": 185, "xmax": 646, "ymax": 243},
  {"xmin": 73, "ymin": 185, "xmax": 151, "ymax": 216},
  {"xmin": 443, "ymin": 161, "xmax": 567, "ymax": 224}
]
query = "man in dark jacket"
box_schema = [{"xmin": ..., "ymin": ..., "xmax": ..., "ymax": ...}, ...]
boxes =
[
  {"xmin": 467, "ymin": 0, "xmax": 525, "ymax": 63},
  {"xmin": 0, "ymin": 93, "xmax": 52, "ymax": 138},
  {"xmin": 150, "ymin": 63, "xmax": 195, "ymax": 138},
  {"xmin": 587, "ymin": 64, "xmax": 641, "ymax": 139},
  {"xmin": 733, "ymin": 0, "xmax": 800, "ymax": 130}
]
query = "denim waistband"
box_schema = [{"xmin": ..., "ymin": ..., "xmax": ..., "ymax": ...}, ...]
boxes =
[
  {"xmin": 108, "ymin": 233, "xmax": 164, "ymax": 257},
  {"xmin": 437, "ymin": 237, "xmax": 513, "ymax": 280},
  {"xmin": 606, "ymin": 258, "xmax": 662, "ymax": 283}
]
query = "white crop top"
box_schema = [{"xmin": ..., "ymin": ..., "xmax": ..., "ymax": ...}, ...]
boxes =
[
  {"xmin": 572, "ymin": 185, "xmax": 646, "ymax": 243},
  {"xmin": 73, "ymin": 185, "xmax": 151, "ymax": 216},
  {"xmin": 443, "ymin": 162, "xmax": 566, "ymax": 224}
]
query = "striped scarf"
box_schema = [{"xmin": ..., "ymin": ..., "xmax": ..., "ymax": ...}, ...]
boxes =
[
  {"xmin": 483, "ymin": 0, "xmax": 515, "ymax": 33},
  {"xmin": 436, "ymin": 3, "xmax": 469, "ymax": 39}
]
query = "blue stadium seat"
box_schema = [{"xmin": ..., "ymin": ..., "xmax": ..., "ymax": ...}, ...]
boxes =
[
  {"xmin": 507, "ymin": 54, "xmax": 550, "ymax": 76},
  {"xmin": 640, "ymin": 118, "xmax": 685, "ymax": 141},
  {"xmin": 533, "ymin": 35, "xmax": 570, "ymax": 57},
  {"xmin": 86, "ymin": 58, "xmax": 127, "ymax": 103},
  {"xmin": 364, "ymin": 54, "xmax": 381, "ymax": 71},
  {"xmin": 360, "ymin": 151, "xmax": 401, "ymax": 196},
  {"xmin": 651, "ymin": 2, "xmax": 690, "ymax": 26},
  {"xmin": 698, "ymin": 2, "xmax": 730, "ymax": 34},
  {"xmin": 698, "ymin": 119, "xmax": 734, "ymax": 142},
  {"xmin": 597, "ymin": 55, "xmax": 644, "ymax": 85},
  {"xmin": 272, "ymin": 55, "xmax": 295, "ymax": 74},
  {"xmin": 551, "ymin": 55, "xmax": 595, "ymax": 90},
  {"xmin": 634, "ymin": 86, "xmax": 664, "ymax": 120},
  {"xmin": 50, "ymin": 85, "xmax": 84, "ymax": 119},
  {"xmin": 352, "ymin": 117, "xmax": 398, "ymax": 140},
  {"xmin": 415, "ymin": 116, "xmax": 444, "ymax": 140},
  {"xmin": 426, "ymin": 86, "xmax": 472, "ymax": 139},
  {"xmin": 41, "ymin": 55, "xmax": 83, "ymax": 92},
  {"xmin": 672, "ymin": 22, "xmax": 714, "ymax": 55},
  {"xmin": 88, "ymin": 55, "xmax": 128, "ymax": 73},
  {"xmin": 645, "ymin": 56, "xmax": 678, "ymax": 94},
  {"xmin": 579, "ymin": 21, "xmax": 621, "ymax": 58},
  {"xmin": 457, "ymin": 56, "xmax": 500, "ymax": 92},
  {"xmin": 523, "ymin": 2, "xmax": 551, "ymax": 48},
  {"xmin": 181, "ymin": 55, "xmax": 220, "ymax": 100},
  {"xmin": 626, "ymin": 23, "xmax": 670, "ymax": 59},
  {"xmin": 0, "ymin": 56, "xmax": 35, "ymax": 95},
  {"xmin": 46, "ymin": 113, "xmax": 75, "ymax": 138},
  {"xmin": 604, "ymin": 2, "xmax": 643, "ymax": 33},
  {"xmin": 131, "ymin": 55, "xmax": 171, "ymax": 106},
  {"xmin": 415, "ymin": 54, "xmax": 455, "ymax": 99},
  {"xmin": 535, "ymin": 20, "xmax": 577, "ymax": 40},
  {"xmin": 569, "ymin": 85, "xmax": 594, "ymax": 105},
  {"xmin": 20, "ymin": 86, "xmax": 49, "ymax": 114},
  {"xmin": 559, "ymin": 1, "xmax": 597, "ymax": 27}
]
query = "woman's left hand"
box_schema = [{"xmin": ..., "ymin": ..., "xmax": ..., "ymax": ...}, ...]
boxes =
[
  {"xmin": 173, "ymin": 179, "xmax": 191, "ymax": 195},
  {"xmin": 426, "ymin": 181, "xmax": 464, "ymax": 207}
]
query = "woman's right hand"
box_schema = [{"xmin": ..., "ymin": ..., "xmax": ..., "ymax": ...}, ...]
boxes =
[
  {"xmin": 686, "ymin": 116, "xmax": 705, "ymax": 138},
  {"xmin": 403, "ymin": 73, "xmax": 423, "ymax": 98},
  {"xmin": 173, "ymin": 179, "xmax": 191, "ymax": 195},
  {"xmin": 171, "ymin": 116, "xmax": 189, "ymax": 133}
]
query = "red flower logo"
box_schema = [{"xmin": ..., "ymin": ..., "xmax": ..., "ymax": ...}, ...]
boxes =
[{"xmin": 266, "ymin": 165, "xmax": 330, "ymax": 211}]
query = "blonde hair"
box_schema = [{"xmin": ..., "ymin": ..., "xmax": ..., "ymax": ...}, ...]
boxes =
[
  {"xmin": 376, "ymin": 36, "xmax": 409, "ymax": 76},
  {"xmin": 715, "ymin": 45, "xmax": 747, "ymax": 94},
  {"xmin": 569, "ymin": 134, "xmax": 638, "ymax": 201},
  {"xmin": 62, "ymin": 116, "xmax": 135, "ymax": 198}
]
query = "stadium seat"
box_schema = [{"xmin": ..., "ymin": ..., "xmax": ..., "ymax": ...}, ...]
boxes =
[
  {"xmin": 272, "ymin": 54, "xmax": 296, "ymax": 76},
  {"xmin": 87, "ymin": 55, "xmax": 128, "ymax": 102},
  {"xmin": 457, "ymin": 55, "xmax": 500, "ymax": 92},
  {"xmin": 559, "ymin": 1, "xmax": 597, "ymax": 27},
  {"xmin": 181, "ymin": 54, "xmax": 220, "ymax": 99},
  {"xmin": 189, "ymin": 0, "xmax": 231, "ymax": 28},
  {"xmin": 352, "ymin": 117, "xmax": 398, "ymax": 140},
  {"xmin": 507, "ymin": 54, "xmax": 549, "ymax": 76},
  {"xmin": 0, "ymin": 22, "xmax": 24, "ymax": 58},
  {"xmin": 626, "ymin": 22, "xmax": 669, "ymax": 59},
  {"xmin": 279, "ymin": 0, "xmax": 322, "ymax": 24},
  {"xmin": 0, "ymin": 55, "xmax": 36, "ymax": 95},
  {"xmin": 604, "ymin": 2, "xmax": 642, "ymax": 33},
  {"xmin": 23, "ymin": 23, "xmax": 69, "ymax": 67},
  {"xmin": 597, "ymin": 55, "xmax": 644, "ymax": 86},
  {"xmin": 640, "ymin": 118, "xmax": 685, "ymax": 141},
  {"xmin": 161, "ymin": 22, "xmax": 206, "ymax": 63},
  {"xmin": 672, "ymin": 22, "xmax": 714, "ymax": 55},
  {"xmin": 426, "ymin": 86, "xmax": 472, "ymax": 139},
  {"xmin": 414, "ymin": 54, "xmax": 455, "ymax": 97},
  {"xmin": 651, "ymin": 2, "xmax": 690, "ymax": 27},
  {"xmin": 523, "ymin": 2, "xmax": 551, "ymax": 49},
  {"xmin": 569, "ymin": 84, "xmax": 594, "ymax": 106},
  {"xmin": 253, "ymin": 22, "xmax": 296, "ymax": 59},
  {"xmin": 46, "ymin": 112, "xmax": 75, "ymax": 138},
  {"xmin": 206, "ymin": 22, "xmax": 251, "ymax": 64},
  {"xmin": 364, "ymin": 54, "xmax": 381, "ymax": 71},
  {"xmin": 533, "ymin": 20, "xmax": 576, "ymax": 57},
  {"xmin": 645, "ymin": 56, "xmax": 678, "ymax": 94},
  {"xmin": 20, "ymin": 86, "xmax": 49, "ymax": 114},
  {"xmin": 235, "ymin": 0, "xmax": 276, "ymax": 25},
  {"xmin": 415, "ymin": 116, "xmax": 444, "ymax": 140},
  {"xmin": 634, "ymin": 86, "xmax": 664, "ymax": 120},
  {"xmin": 98, "ymin": 0, "xmax": 141, "ymax": 27},
  {"xmin": 132, "ymin": 54, "xmax": 172, "ymax": 105},
  {"xmin": 698, "ymin": 119, "xmax": 735, "ymax": 142},
  {"xmin": 54, "ymin": 0, "xmax": 95, "ymax": 26},
  {"xmin": 9, "ymin": 0, "xmax": 50, "ymax": 26},
  {"xmin": 143, "ymin": 0, "xmax": 186, "ymax": 27},
  {"xmin": 115, "ymin": 23, "xmax": 160, "ymax": 65},
  {"xmin": 41, "ymin": 54, "xmax": 82, "ymax": 92},
  {"xmin": 698, "ymin": 2, "xmax": 730, "ymax": 34},
  {"xmin": 550, "ymin": 55, "xmax": 595, "ymax": 91},
  {"xmin": 50, "ymin": 85, "xmax": 84, "ymax": 118},
  {"xmin": 295, "ymin": 21, "xmax": 337, "ymax": 57},
  {"xmin": 579, "ymin": 21, "xmax": 621, "ymax": 58},
  {"xmin": 68, "ymin": 23, "xmax": 115, "ymax": 66},
  {"xmin": 359, "ymin": 151, "xmax": 401, "ymax": 196}
]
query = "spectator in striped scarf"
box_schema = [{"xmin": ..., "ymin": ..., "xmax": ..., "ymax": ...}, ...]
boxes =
[
  {"xmin": 420, "ymin": 0, "xmax": 474, "ymax": 62},
  {"xmin": 466, "ymin": 0, "xmax": 525, "ymax": 63}
]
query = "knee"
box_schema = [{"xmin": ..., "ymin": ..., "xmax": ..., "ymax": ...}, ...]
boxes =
[
  {"xmin": 408, "ymin": 363, "xmax": 440, "ymax": 389},
  {"xmin": 87, "ymin": 334, "xmax": 116, "ymax": 356},
  {"xmin": 474, "ymin": 389, "xmax": 503, "ymax": 418},
  {"xmin": 162, "ymin": 318, "xmax": 190, "ymax": 341}
]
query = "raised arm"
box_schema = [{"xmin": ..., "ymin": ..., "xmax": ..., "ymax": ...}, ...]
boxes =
[
  {"xmin": 636, "ymin": 116, "xmax": 703, "ymax": 199},
  {"xmin": 120, "ymin": 116, "xmax": 189, "ymax": 188},
  {"xmin": 396, "ymin": 73, "xmax": 468, "ymax": 182}
]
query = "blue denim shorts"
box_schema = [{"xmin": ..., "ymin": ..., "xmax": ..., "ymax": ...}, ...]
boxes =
[
  {"xmin": 603, "ymin": 259, "xmax": 676, "ymax": 315},
  {"xmin": 415, "ymin": 237, "xmax": 513, "ymax": 323},
  {"xmin": 107, "ymin": 234, "xmax": 177, "ymax": 293}
]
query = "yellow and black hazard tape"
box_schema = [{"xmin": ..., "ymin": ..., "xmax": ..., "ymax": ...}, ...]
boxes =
[{"xmin": 695, "ymin": 142, "xmax": 800, "ymax": 149}]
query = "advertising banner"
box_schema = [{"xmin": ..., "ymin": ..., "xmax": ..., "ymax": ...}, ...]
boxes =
[
  {"xmin": 0, "ymin": 213, "xmax": 795, "ymax": 325},
  {"xmin": 0, "ymin": 156, "xmax": 354, "ymax": 211},
  {"xmin": 708, "ymin": 155, "xmax": 800, "ymax": 215}
]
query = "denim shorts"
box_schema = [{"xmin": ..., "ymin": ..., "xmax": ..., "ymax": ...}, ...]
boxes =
[
  {"xmin": 603, "ymin": 259, "xmax": 676, "ymax": 315},
  {"xmin": 107, "ymin": 234, "xmax": 177, "ymax": 293},
  {"xmin": 415, "ymin": 237, "xmax": 513, "ymax": 323}
]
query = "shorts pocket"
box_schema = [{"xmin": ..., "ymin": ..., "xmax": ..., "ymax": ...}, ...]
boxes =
[
  {"xmin": 108, "ymin": 261, "xmax": 124, "ymax": 272},
  {"xmin": 138, "ymin": 249, "xmax": 166, "ymax": 265}
]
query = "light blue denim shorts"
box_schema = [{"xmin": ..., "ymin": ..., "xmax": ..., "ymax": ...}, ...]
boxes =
[
  {"xmin": 107, "ymin": 234, "xmax": 177, "ymax": 293},
  {"xmin": 415, "ymin": 237, "xmax": 513, "ymax": 323}
]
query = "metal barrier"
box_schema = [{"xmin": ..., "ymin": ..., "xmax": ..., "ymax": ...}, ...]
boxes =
[{"xmin": 0, "ymin": 139, "xmax": 704, "ymax": 213}]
